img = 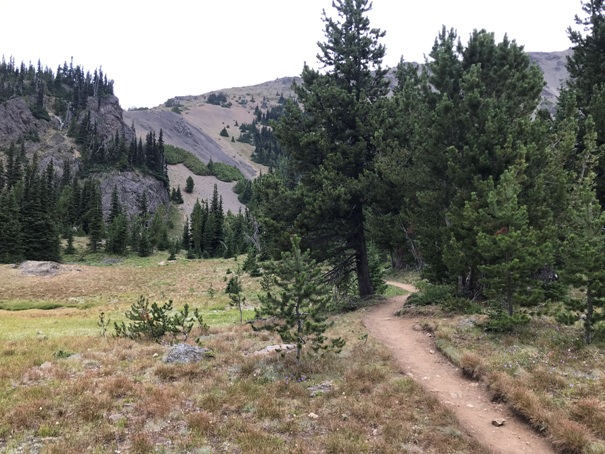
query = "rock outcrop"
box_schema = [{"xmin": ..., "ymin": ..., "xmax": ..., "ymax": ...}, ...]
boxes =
[{"xmin": 98, "ymin": 171, "xmax": 169, "ymax": 218}]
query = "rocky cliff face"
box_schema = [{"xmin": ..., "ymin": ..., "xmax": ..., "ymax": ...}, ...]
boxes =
[
  {"xmin": 98, "ymin": 171, "xmax": 169, "ymax": 219},
  {"xmin": 81, "ymin": 95, "xmax": 136, "ymax": 145},
  {"xmin": 0, "ymin": 93, "xmax": 168, "ymax": 216}
]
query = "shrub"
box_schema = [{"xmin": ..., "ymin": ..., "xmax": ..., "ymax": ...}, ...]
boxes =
[
  {"xmin": 113, "ymin": 296, "xmax": 209, "ymax": 342},
  {"xmin": 407, "ymin": 282, "xmax": 454, "ymax": 306},
  {"xmin": 480, "ymin": 311, "xmax": 531, "ymax": 333}
]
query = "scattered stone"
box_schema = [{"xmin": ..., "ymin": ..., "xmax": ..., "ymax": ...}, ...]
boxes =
[
  {"xmin": 372, "ymin": 428, "xmax": 379, "ymax": 436},
  {"xmin": 163, "ymin": 344, "xmax": 211, "ymax": 363},
  {"xmin": 253, "ymin": 344, "xmax": 296, "ymax": 356},
  {"xmin": 101, "ymin": 257, "xmax": 123, "ymax": 265},
  {"xmin": 307, "ymin": 381, "xmax": 334, "ymax": 397},
  {"xmin": 65, "ymin": 353, "xmax": 83, "ymax": 362},
  {"xmin": 449, "ymin": 392, "xmax": 460, "ymax": 399},
  {"xmin": 308, "ymin": 412, "xmax": 319, "ymax": 419},
  {"xmin": 492, "ymin": 419, "xmax": 506, "ymax": 427},
  {"xmin": 466, "ymin": 403, "xmax": 475, "ymax": 408},
  {"xmin": 429, "ymin": 350, "xmax": 435, "ymax": 354},
  {"xmin": 108, "ymin": 413, "xmax": 125, "ymax": 423},
  {"xmin": 412, "ymin": 324, "xmax": 423, "ymax": 331}
]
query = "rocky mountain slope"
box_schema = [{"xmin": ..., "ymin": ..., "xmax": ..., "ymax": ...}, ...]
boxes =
[
  {"xmin": 0, "ymin": 50, "xmax": 570, "ymax": 221},
  {"xmin": 0, "ymin": 92, "xmax": 169, "ymax": 217}
]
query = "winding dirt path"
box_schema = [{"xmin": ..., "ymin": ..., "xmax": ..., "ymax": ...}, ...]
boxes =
[{"xmin": 363, "ymin": 282, "xmax": 555, "ymax": 454}]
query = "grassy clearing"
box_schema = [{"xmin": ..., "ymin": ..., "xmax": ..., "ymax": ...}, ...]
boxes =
[
  {"xmin": 0, "ymin": 256, "xmax": 488, "ymax": 453},
  {"xmin": 0, "ymin": 316, "xmax": 488, "ymax": 453},
  {"xmin": 398, "ymin": 283, "xmax": 605, "ymax": 454},
  {"xmin": 0, "ymin": 252, "xmax": 258, "ymax": 340}
]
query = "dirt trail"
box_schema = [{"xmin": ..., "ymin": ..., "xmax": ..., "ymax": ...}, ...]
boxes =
[{"xmin": 363, "ymin": 282, "xmax": 555, "ymax": 454}]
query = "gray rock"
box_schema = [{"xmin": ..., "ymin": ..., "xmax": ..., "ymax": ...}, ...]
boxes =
[
  {"xmin": 253, "ymin": 344, "xmax": 296, "ymax": 356},
  {"xmin": 19, "ymin": 261, "xmax": 61, "ymax": 276},
  {"xmin": 163, "ymin": 344, "xmax": 211, "ymax": 364},
  {"xmin": 307, "ymin": 381, "xmax": 334, "ymax": 397}
]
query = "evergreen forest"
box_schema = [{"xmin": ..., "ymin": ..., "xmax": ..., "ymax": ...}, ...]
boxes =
[
  {"xmin": 2, "ymin": 0, "xmax": 605, "ymax": 343},
  {"xmin": 0, "ymin": 57, "xmax": 251, "ymax": 264},
  {"xmin": 240, "ymin": 0, "xmax": 605, "ymax": 343}
]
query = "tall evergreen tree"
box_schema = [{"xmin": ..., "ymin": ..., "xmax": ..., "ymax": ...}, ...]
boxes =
[
  {"xmin": 565, "ymin": 0, "xmax": 605, "ymax": 203},
  {"xmin": 0, "ymin": 190, "xmax": 23, "ymax": 263},
  {"xmin": 559, "ymin": 116, "xmax": 605, "ymax": 344},
  {"xmin": 87, "ymin": 186, "xmax": 105, "ymax": 253},
  {"xmin": 20, "ymin": 173, "xmax": 61, "ymax": 262},
  {"xmin": 274, "ymin": 0, "xmax": 389, "ymax": 297},
  {"xmin": 381, "ymin": 28, "xmax": 546, "ymax": 295},
  {"xmin": 106, "ymin": 213, "xmax": 128, "ymax": 255},
  {"xmin": 108, "ymin": 185, "xmax": 122, "ymax": 224}
]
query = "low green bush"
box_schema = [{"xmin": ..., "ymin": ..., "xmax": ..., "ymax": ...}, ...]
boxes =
[{"xmin": 113, "ymin": 296, "xmax": 209, "ymax": 342}]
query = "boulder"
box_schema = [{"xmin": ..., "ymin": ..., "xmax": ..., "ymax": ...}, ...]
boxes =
[{"xmin": 163, "ymin": 344, "xmax": 211, "ymax": 364}]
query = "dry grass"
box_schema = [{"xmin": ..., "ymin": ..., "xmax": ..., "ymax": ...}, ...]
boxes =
[
  {"xmin": 459, "ymin": 351, "xmax": 486, "ymax": 379},
  {"xmin": 0, "ymin": 258, "xmax": 488, "ymax": 453},
  {"xmin": 419, "ymin": 297, "xmax": 605, "ymax": 454}
]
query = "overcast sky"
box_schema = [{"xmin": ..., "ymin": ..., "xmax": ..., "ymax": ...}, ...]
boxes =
[{"xmin": 1, "ymin": 0, "xmax": 582, "ymax": 109}]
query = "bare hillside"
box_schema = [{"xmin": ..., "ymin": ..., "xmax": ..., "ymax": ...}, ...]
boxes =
[
  {"xmin": 529, "ymin": 49, "xmax": 571, "ymax": 112},
  {"xmin": 168, "ymin": 163, "xmax": 245, "ymax": 217},
  {"xmin": 124, "ymin": 108, "xmax": 258, "ymax": 180},
  {"xmin": 126, "ymin": 49, "xmax": 571, "ymax": 203}
]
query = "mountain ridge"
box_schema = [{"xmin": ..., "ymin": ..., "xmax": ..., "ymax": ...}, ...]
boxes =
[{"xmin": 125, "ymin": 50, "xmax": 570, "ymax": 179}]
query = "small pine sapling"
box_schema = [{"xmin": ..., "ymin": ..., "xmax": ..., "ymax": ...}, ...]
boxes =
[
  {"xmin": 226, "ymin": 267, "xmax": 246, "ymax": 323},
  {"xmin": 253, "ymin": 236, "xmax": 345, "ymax": 362}
]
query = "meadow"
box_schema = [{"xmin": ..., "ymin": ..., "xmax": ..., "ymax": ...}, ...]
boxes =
[
  {"xmin": 3, "ymin": 250, "xmax": 605, "ymax": 453},
  {"xmin": 0, "ymin": 252, "xmax": 487, "ymax": 454}
]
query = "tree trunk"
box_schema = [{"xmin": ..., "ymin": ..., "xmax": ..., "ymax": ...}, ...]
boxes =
[
  {"xmin": 586, "ymin": 284, "xmax": 593, "ymax": 344},
  {"xmin": 506, "ymin": 268, "xmax": 513, "ymax": 316},
  {"xmin": 354, "ymin": 228, "xmax": 374, "ymax": 298}
]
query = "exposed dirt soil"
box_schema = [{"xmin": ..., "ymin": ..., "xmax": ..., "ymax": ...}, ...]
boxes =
[{"xmin": 363, "ymin": 282, "xmax": 556, "ymax": 454}]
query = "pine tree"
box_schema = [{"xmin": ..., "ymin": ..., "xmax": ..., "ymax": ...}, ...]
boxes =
[
  {"xmin": 20, "ymin": 173, "xmax": 61, "ymax": 262},
  {"xmin": 64, "ymin": 227, "xmax": 76, "ymax": 255},
  {"xmin": 0, "ymin": 190, "xmax": 23, "ymax": 263},
  {"xmin": 254, "ymin": 236, "xmax": 345, "ymax": 362},
  {"xmin": 227, "ymin": 267, "xmax": 246, "ymax": 324},
  {"xmin": 559, "ymin": 116, "xmax": 605, "ymax": 344},
  {"xmin": 190, "ymin": 200, "xmax": 204, "ymax": 258},
  {"xmin": 175, "ymin": 186, "xmax": 184, "ymax": 204},
  {"xmin": 87, "ymin": 189, "xmax": 105, "ymax": 253},
  {"xmin": 108, "ymin": 185, "xmax": 122, "ymax": 224},
  {"xmin": 472, "ymin": 168, "xmax": 553, "ymax": 315},
  {"xmin": 274, "ymin": 0, "xmax": 389, "ymax": 297},
  {"xmin": 182, "ymin": 216, "xmax": 191, "ymax": 251},
  {"xmin": 185, "ymin": 176, "xmax": 194, "ymax": 194},
  {"xmin": 105, "ymin": 213, "xmax": 128, "ymax": 255},
  {"xmin": 138, "ymin": 227, "xmax": 152, "ymax": 257},
  {"xmin": 565, "ymin": 0, "xmax": 605, "ymax": 202},
  {"xmin": 385, "ymin": 28, "xmax": 546, "ymax": 294}
]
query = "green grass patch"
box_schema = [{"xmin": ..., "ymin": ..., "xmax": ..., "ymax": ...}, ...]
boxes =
[
  {"xmin": 383, "ymin": 284, "xmax": 409, "ymax": 297},
  {"xmin": 165, "ymin": 144, "xmax": 245, "ymax": 182},
  {"xmin": 0, "ymin": 301, "xmax": 66, "ymax": 311}
]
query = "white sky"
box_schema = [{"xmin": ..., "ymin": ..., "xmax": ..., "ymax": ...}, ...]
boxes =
[{"xmin": 0, "ymin": 0, "xmax": 581, "ymax": 109}]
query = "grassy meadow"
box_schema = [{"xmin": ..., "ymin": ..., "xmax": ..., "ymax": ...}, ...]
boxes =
[
  {"xmin": 0, "ymin": 251, "xmax": 488, "ymax": 454},
  {"xmin": 4, "ymin": 248, "xmax": 605, "ymax": 453}
]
